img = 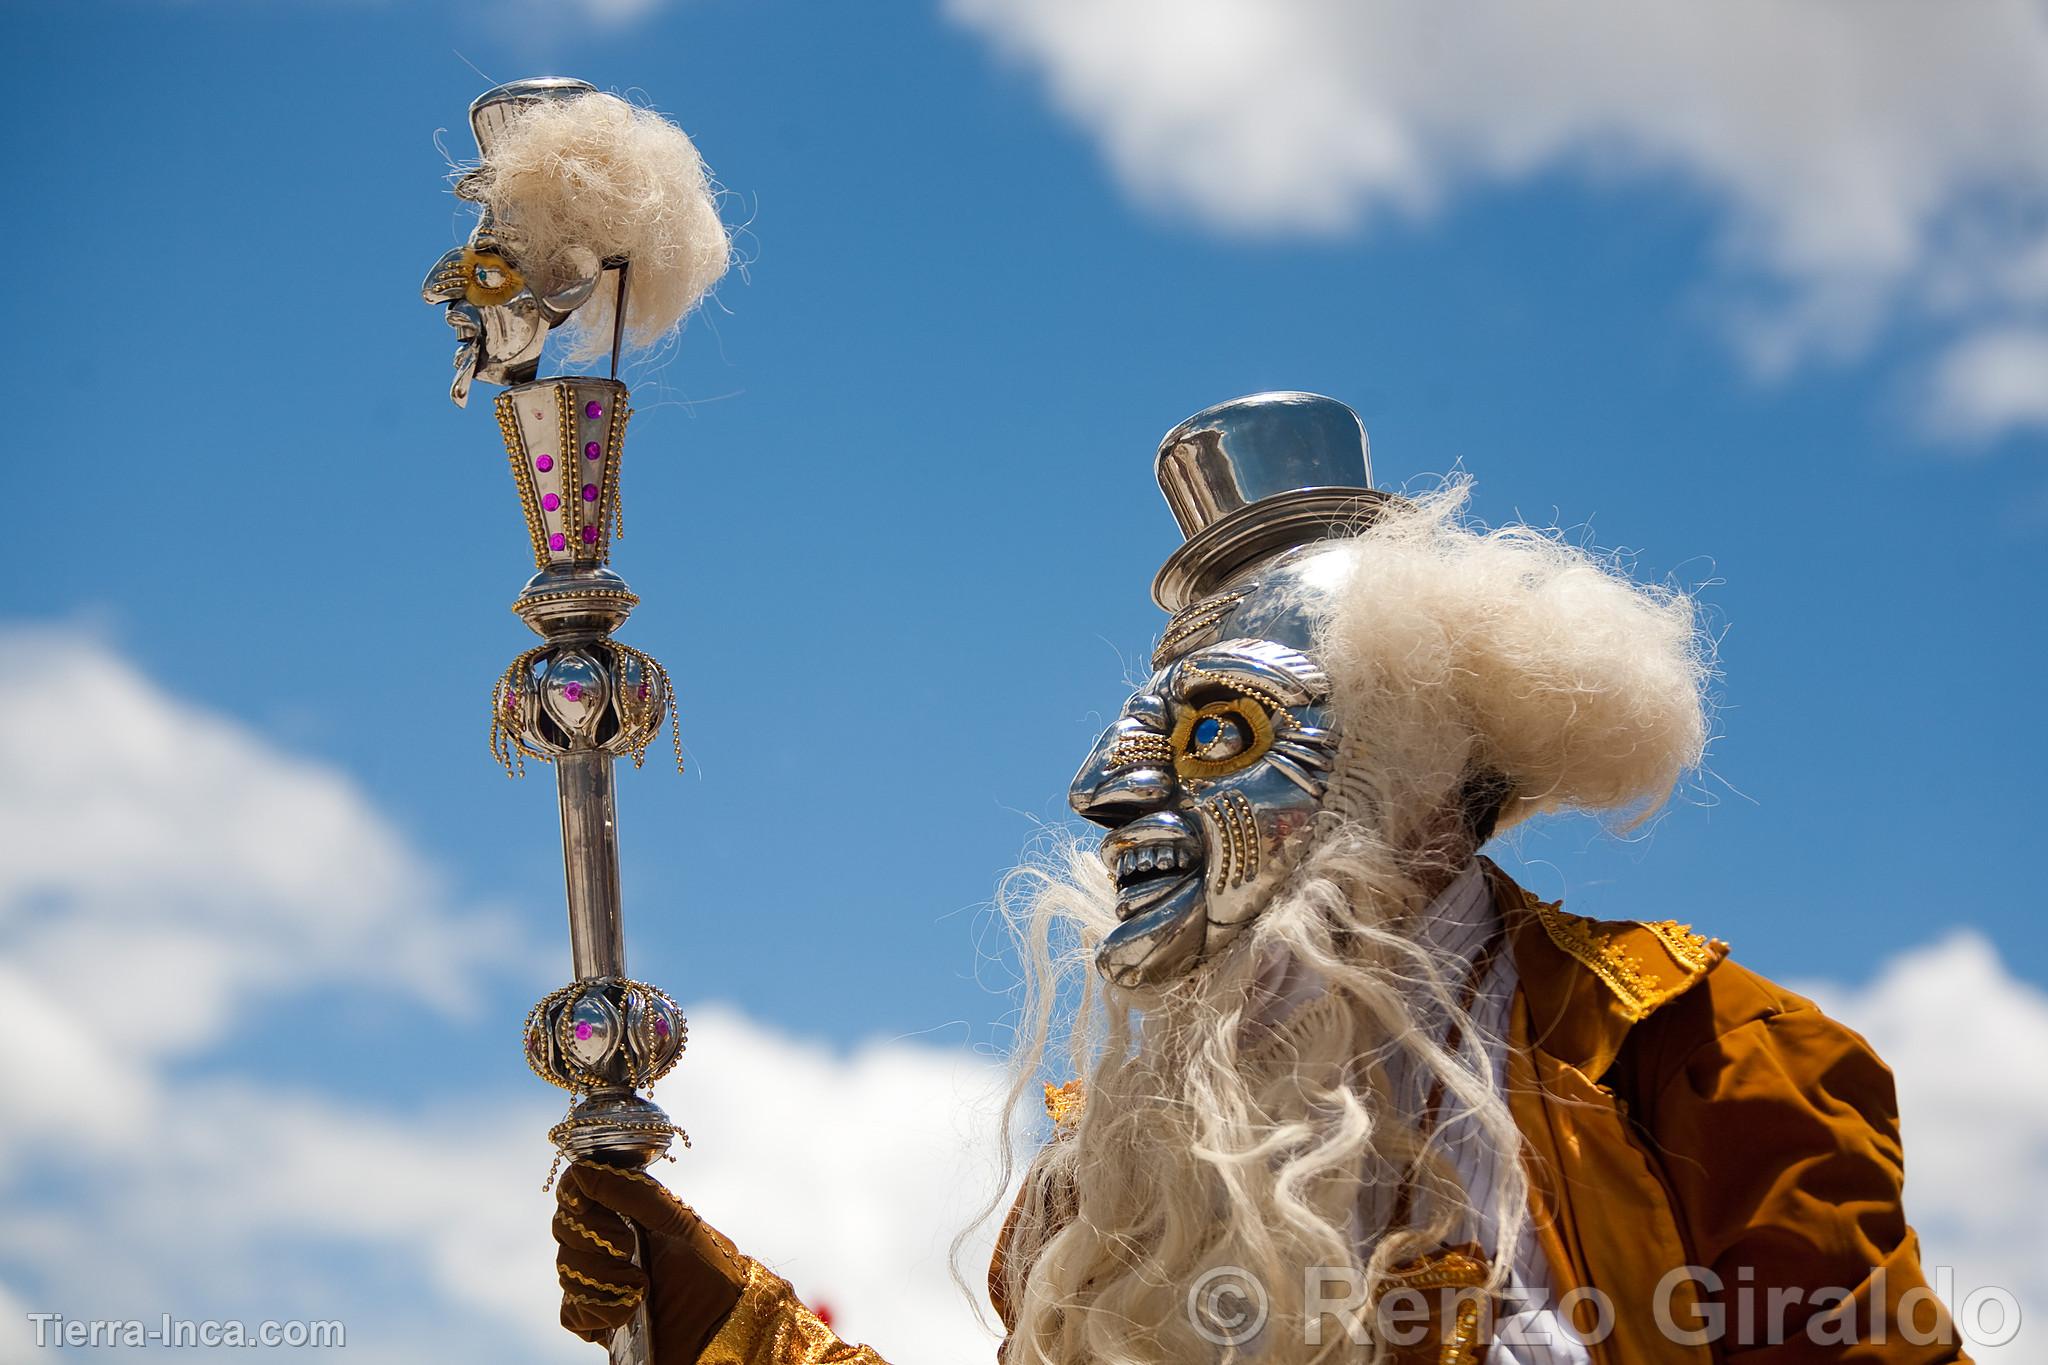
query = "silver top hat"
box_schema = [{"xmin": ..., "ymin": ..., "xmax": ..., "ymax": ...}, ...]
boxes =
[
  {"xmin": 1152, "ymin": 391, "xmax": 1390, "ymax": 610},
  {"xmin": 453, "ymin": 79, "xmax": 601, "ymax": 204},
  {"xmin": 469, "ymin": 77, "xmax": 598, "ymax": 158}
]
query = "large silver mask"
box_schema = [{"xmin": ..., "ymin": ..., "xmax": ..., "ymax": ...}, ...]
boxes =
[
  {"xmin": 421, "ymin": 79, "xmax": 607, "ymax": 407},
  {"xmin": 1070, "ymin": 394, "xmax": 1391, "ymax": 988}
]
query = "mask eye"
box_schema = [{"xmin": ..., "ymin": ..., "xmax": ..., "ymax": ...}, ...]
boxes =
[
  {"xmin": 1171, "ymin": 699, "xmax": 1274, "ymax": 779},
  {"xmin": 462, "ymin": 249, "xmax": 525, "ymax": 307}
]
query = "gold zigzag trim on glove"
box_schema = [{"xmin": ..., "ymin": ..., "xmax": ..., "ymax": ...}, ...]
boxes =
[
  {"xmin": 558, "ymin": 1211, "xmax": 630, "ymax": 1260},
  {"xmin": 559, "ymin": 1264, "xmax": 643, "ymax": 1301}
]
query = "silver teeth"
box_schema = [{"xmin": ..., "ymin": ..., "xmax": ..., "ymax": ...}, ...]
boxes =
[{"xmin": 1116, "ymin": 846, "xmax": 1191, "ymax": 881}]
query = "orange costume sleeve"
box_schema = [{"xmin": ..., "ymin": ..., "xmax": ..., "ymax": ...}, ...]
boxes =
[{"xmin": 1613, "ymin": 959, "xmax": 1971, "ymax": 1363}]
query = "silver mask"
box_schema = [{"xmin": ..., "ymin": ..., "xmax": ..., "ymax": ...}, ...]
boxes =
[
  {"xmin": 420, "ymin": 79, "xmax": 607, "ymax": 407},
  {"xmin": 1069, "ymin": 393, "xmax": 1393, "ymax": 988}
]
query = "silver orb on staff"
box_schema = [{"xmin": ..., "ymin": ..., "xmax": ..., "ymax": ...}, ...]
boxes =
[{"xmin": 422, "ymin": 76, "xmax": 729, "ymax": 1364}]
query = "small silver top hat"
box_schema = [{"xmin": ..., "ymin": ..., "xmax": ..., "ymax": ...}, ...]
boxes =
[
  {"xmin": 1152, "ymin": 391, "xmax": 1390, "ymax": 610},
  {"xmin": 454, "ymin": 78, "xmax": 600, "ymax": 203},
  {"xmin": 469, "ymin": 77, "xmax": 597, "ymax": 157}
]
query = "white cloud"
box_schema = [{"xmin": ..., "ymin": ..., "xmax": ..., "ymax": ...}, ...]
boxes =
[
  {"xmin": 1798, "ymin": 933, "xmax": 2048, "ymax": 1358},
  {"xmin": 947, "ymin": 0, "xmax": 2048, "ymax": 438},
  {"xmin": 0, "ymin": 626, "xmax": 1011, "ymax": 1363},
  {"xmin": 1929, "ymin": 329, "xmax": 2048, "ymax": 439}
]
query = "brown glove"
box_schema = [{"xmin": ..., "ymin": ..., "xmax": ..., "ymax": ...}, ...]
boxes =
[{"xmin": 554, "ymin": 1162, "xmax": 751, "ymax": 1362}]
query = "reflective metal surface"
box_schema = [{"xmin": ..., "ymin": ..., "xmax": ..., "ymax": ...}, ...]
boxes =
[
  {"xmin": 422, "ymin": 79, "xmax": 606, "ymax": 407},
  {"xmin": 1071, "ymin": 545, "xmax": 1352, "ymax": 987},
  {"xmin": 1077, "ymin": 392, "xmax": 1394, "ymax": 986},
  {"xmin": 430, "ymin": 78, "xmax": 678, "ymax": 1365},
  {"xmin": 1152, "ymin": 391, "xmax": 1390, "ymax": 610}
]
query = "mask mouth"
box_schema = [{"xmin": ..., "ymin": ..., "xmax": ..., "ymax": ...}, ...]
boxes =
[{"xmin": 1101, "ymin": 811, "xmax": 1206, "ymax": 922}]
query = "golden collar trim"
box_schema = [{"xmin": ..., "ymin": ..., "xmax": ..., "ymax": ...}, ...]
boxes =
[{"xmin": 1528, "ymin": 899, "xmax": 1728, "ymax": 1023}]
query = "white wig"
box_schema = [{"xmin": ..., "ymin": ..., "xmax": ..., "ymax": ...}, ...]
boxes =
[
  {"xmin": 991, "ymin": 482, "xmax": 1711, "ymax": 1365},
  {"xmin": 471, "ymin": 92, "xmax": 729, "ymax": 360}
]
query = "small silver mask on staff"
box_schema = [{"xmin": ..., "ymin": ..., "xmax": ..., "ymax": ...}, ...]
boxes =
[
  {"xmin": 1070, "ymin": 393, "xmax": 1391, "ymax": 988},
  {"xmin": 422, "ymin": 79, "xmax": 610, "ymax": 406}
]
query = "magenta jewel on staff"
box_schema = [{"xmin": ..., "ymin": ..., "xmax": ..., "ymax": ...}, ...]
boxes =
[
  {"xmin": 535, "ymin": 454, "xmax": 553, "ymax": 472},
  {"xmin": 574, "ymin": 1021, "xmax": 593, "ymax": 1041},
  {"xmin": 585, "ymin": 400, "xmax": 603, "ymax": 418},
  {"xmin": 585, "ymin": 441, "xmax": 601, "ymax": 459}
]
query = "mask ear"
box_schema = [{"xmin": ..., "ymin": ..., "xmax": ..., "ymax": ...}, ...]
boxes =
[{"xmin": 539, "ymin": 245, "xmax": 604, "ymax": 318}]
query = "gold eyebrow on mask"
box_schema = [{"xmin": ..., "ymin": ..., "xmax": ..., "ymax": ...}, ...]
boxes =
[{"xmin": 1172, "ymin": 640, "xmax": 1330, "ymax": 712}]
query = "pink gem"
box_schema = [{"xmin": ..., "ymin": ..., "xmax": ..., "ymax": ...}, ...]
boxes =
[
  {"xmin": 637, "ymin": 682, "xmax": 649, "ymax": 700},
  {"xmin": 582, "ymin": 484, "xmax": 598, "ymax": 502},
  {"xmin": 582, "ymin": 526, "xmax": 599, "ymax": 544},
  {"xmin": 535, "ymin": 454, "xmax": 553, "ymax": 472},
  {"xmin": 585, "ymin": 400, "xmax": 603, "ymax": 418},
  {"xmin": 563, "ymin": 682, "xmax": 584, "ymax": 702},
  {"xmin": 584, "ymin": 441, "xmax": 601, "ymax": 460},
  {"xmin": 542, "ymin": 493, "xmax": 560, "ymax": 511},
  {"xmin": 549, "ymin": 533, "xmax": 567, "ymax": 551},
  {"xmin": 574, "ymin": 1021, "xmax": 593, "ymax": 1041},
  {"xmin": 654, "ymin": 1017, "xmax": 670, "ymax": 1037},
  {"xmin": 502, "ymin": 691, "xmax": 517, "ymax": 713}
]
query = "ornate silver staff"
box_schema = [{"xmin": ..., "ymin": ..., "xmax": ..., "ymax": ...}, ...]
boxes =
[{"xmin": 421, "ymin": 76, "xmax": 729, "ymax": 1365}]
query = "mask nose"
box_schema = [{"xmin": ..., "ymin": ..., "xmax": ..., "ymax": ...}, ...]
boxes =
[{"xmin": 1068, "ymin": 692, "xmax": 1176, "ymax": 829}]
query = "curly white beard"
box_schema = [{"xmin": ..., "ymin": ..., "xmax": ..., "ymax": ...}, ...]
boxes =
[{"xmin": 992, "ymin": 824, "xmax": 1527, "ymax": 1365}]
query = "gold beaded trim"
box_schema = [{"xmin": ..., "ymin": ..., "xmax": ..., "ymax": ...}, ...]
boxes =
[
  {"xmin": 1182, "ymin": 663, "xmax": 1299, "ymax": 727},
  {"xmin": 542, "ymin": 1113, "xmax": 693, "ymax": 1192},
  {"xmin": 1202, "ymin": 791, "xmax": 1260, "ymax": 890},
  {"xmin": 523, "ymin": 977, "xmax": 689, "ymax": 1094},
  {"xmin": 606, "ymin": 640, "xmax": 685, "ymax": 774},
  {"xmin": 557, "ymin": 382, "xmax": 581, "ymax": 554},
  {"xmin": 1107, "ymin": 733, "xmax": 1175, "ymax": 769},
  {"xmin": 497, "ymin": 391, "xmax": 549, "ymax": 570},
  {"xmin": 490, "ymin": 644, "xmax": 552, "ymax": 776},
  {"xmin": 602, "ymin": 398, "xmax": 631, "ymax": 556},
  {"xmin": 1153, "ymin": 590, "xmax": 1250, "ymax": 670},
  {"xmin": 487, "ymin": 642, "xmax": 683, "ymax": 777}
]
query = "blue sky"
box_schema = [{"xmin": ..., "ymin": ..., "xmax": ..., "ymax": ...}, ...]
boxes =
[{"xmin": 3, "ymin": 1, "xmax": 2046, "ymax": 1360}]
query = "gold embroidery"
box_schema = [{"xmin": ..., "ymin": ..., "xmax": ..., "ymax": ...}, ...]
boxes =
[
  {"xmin": 1377, "ymin": 1248, "xmax": 1490, "ymax": 1293},
  {"xmin": 1642, "ymin": 918, "xmax": 1727, "ymax": 975},
  {"xmin": 702, "ymin": 1261, "xmax": 888, "ymax": 1365},
  {"xmin": 1441, "ymin": 1295, "xmax": 1483, "ymax": 1365},
  {"xmin": 1530, "ymin": 901, "xmax": 1720, "ymax": 1021},
  {"xmin": 1372, "ymin": 1246, "xmax": 1491, "ymax": 1365},
  {"xmin": 1043, "ymin": 1079, "xmax": 1086, "ymax": 1128}
]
